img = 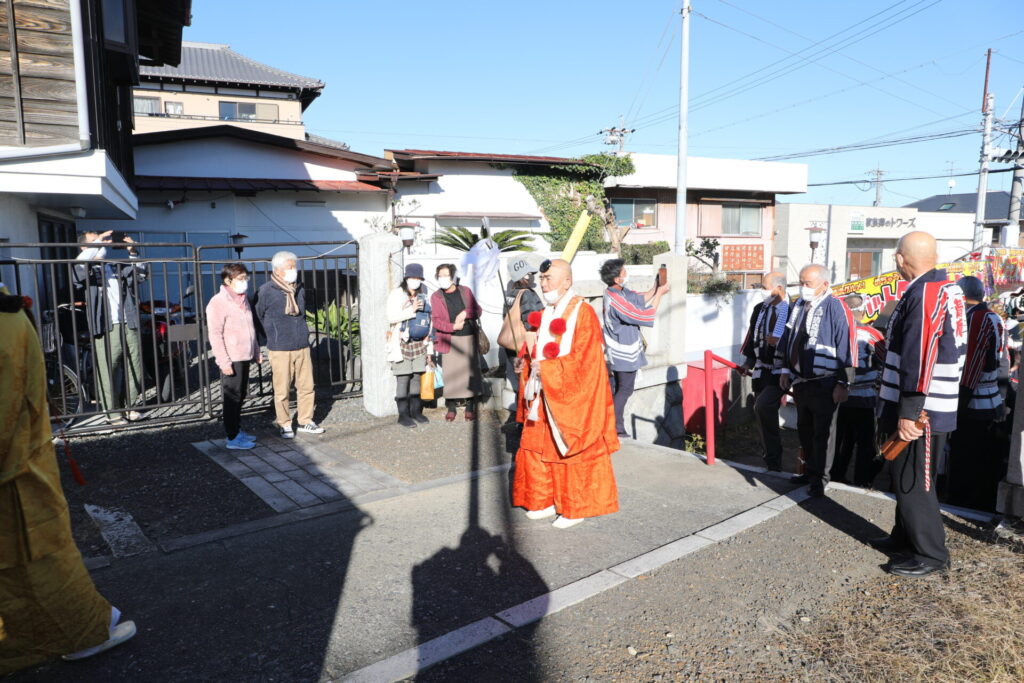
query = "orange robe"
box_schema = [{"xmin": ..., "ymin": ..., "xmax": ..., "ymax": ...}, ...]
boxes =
[{"xmin": 513, "ymin": 301, "xmax": 619, "ymax": 519}]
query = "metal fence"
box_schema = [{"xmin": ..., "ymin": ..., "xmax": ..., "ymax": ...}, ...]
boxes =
[{"xmin": 1, "ymin": 240, "xmax": 359, "ymax": 435}]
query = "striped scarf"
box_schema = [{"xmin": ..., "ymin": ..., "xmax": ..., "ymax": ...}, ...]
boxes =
[{"xmin": 271, "ymin": 273, "xmax": 300, "ymax": 316}]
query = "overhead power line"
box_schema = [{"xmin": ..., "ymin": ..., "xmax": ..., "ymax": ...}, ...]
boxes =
[
  {"xmin": 808, "ymin": 166, "xmax": 1012, "ymax": 187},
  {"xmin": 755, "ymin": 128, "xmax": 978, "ymax": 161}
]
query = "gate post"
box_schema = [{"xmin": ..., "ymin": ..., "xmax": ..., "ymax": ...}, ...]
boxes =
[{"xmin": 359, "ymin": 232, "xmax": 403, "ymax": 416}]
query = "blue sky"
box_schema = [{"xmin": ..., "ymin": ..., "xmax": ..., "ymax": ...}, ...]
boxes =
[{"xmin": 184, "ymin": 1, "xmax": 1023, "ymax": 206}]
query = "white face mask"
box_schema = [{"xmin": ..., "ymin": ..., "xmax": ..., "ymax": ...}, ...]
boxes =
[
  {"xmin": 283, "ymin": 268, "xmax": 298, "ymax": 284},
  {"xmin": 437, "ymin": 277, "xmax": 453, "ymax": 290},
  {"xmin": 232, "ymin": 280, "xmax": 248, "ymax": 294},
  {"xmin": 761, "ymin": 288, "xmax": 775, "ymax": 302},
  {"xmin": 619, "ymin": 270, "xmax": 629, "ymax": 286},
  {"xmin": 800, "ymin": 285, "xmax": 819, "ymax": 301},
  {"xmin": 543, "ymin": 289, "xmax": 563, "ymax": 305},
  {"xmin": 407, "ymin": 278, "xmax": 422, "ymax": 291}
]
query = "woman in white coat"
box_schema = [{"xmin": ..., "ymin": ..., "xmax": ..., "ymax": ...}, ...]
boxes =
[{"xmin": 386, "ymin": 263, "xmax": 434, "ymax": 427}]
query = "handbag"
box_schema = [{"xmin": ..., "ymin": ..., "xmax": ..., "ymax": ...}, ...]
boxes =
[
  {"xmin": 420, "ymin": 371, "xmax": 435, "ymax": 401},
  {"xmin": 498, "ymin": 290, "xmax": 527, "ymax": 351},
  {"xmin": 476, "ymin": 325, "xmax": 490, "ymax": 355}
]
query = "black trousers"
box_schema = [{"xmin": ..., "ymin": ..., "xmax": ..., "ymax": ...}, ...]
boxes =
[
  {"xmin": 830, "ymin": 404, "xmax": 880, "ymax": 486},
  {"xmin": 793, "ymin": 379, "xmax": 839, "ymax": 493},
  {"xmin": 890, "ymin": 431, "xmax": 949, "ymax": 567},
  {"xmin": 611, "ymin": 370, "xmax": 637, "ymax": 436},
  {"xmin": 947, "ymin": 417, "xmax": 1002, "ymax": 511},
  {"xmin": 752, "ymin": 373, "xmax": 785, "ymax": 468},
  {"xmin": 221, "ymin": 360, "xmax": 251, "ymax": 440}
]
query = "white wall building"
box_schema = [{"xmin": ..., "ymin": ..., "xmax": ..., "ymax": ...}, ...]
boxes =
[{"xmin": 775, "ymin": 202, "xmax": 976, "ymax": 285}]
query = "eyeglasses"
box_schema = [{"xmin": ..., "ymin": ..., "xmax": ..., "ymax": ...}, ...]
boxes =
[{"xmin": 539, "ymin": 259, "xmax": 552, "ymax": 274}]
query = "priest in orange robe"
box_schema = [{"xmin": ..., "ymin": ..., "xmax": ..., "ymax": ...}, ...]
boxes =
[{"xmin": 512, "ymin": 259, "xmax": 619, "ymax": 529}]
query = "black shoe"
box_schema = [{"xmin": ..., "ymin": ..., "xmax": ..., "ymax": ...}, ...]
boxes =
[
  {"xmin": 765, "ymin": 461, "xmax": 782, "ymax": 472},
  {"xmin": 790, "ymin": 473, "xmax": 809, "ymax": 485},
  {"xmin": 887, "ymin": 558, "xmax": 949, "ymax": 577},
  {"xmin": 867, "ymin": 535, "xmax": 909, "ymax": 554},
  {"xmin": 395, "ymin": 398, "xmax": 417, "ymax": 428},
  {"xmin": 808, "ymin": 486, "xmax": 826, "ymax": 498},
  {"xmin": 408, "ymin": 395, "xmax": 429, "ymax": 424}
]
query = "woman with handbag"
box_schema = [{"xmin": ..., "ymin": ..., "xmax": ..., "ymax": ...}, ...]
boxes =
[
  {"xmin": 430, "ymin": 263, "xmax": 483, "ymax": 422},
  {"xmin": 386, "ymin": 263, "xmax": 434, "ymax": 428}
]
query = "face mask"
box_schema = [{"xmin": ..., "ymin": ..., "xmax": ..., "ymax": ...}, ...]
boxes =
[
  {"xmin": 437, "ymin": 277, "xmax": 453, "ymax": 290},
  {"xmin": 800, "ymin": 286, "xmax": 819, "ymax": 301},
  {"xmin": 543, "ymin": 289, "xmax": 562, "ymax": 305},
  {"xmin": 619, "ymin": 271, "xmax": 629, "ymax": 286},
  {"xmin": 407, "ymin": 278, "xmax": 422, "ymax": 291},
  {"xmin": 232, "ymin": 280, "xmax": 248, "ymax": 294},
  {"xmin": 283, "ymin": 268, "xmax": 298, "ymax": 284},
  {"xmin": 761, "ymin": 289, "xmax": 775, "ymax": 302}
]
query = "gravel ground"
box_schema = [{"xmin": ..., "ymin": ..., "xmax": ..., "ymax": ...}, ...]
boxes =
[{"xmin": 416, "ymin": 488, "xmax": 905, "ymax": 681}]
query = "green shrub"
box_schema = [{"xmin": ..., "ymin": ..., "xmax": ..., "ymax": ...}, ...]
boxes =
[{"xmin": 620, "ymin": 241, "xmax": 670, "ymax": 265}]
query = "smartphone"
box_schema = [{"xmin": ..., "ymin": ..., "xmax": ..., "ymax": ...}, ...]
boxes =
[
  {"xmin": 657, "ymin": 264, "xmax": 668, "ymax": 288},
  {"xmin": 109, "ymin": 230, "xmax": 127, "ymax": 249}
]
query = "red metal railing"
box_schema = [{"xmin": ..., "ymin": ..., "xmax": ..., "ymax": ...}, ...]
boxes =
[{"xmin": 702, "ymin": 350, "xmax": 741, "ymax": 465}]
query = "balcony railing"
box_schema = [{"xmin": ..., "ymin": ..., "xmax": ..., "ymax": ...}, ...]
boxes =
[{"xmin": 132, "ymin": 112, "xmax": 303, "ymax": 126}]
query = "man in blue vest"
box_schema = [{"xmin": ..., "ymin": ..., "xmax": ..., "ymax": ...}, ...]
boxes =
[
  {"xmin": 775, "ymin": 264, "xmax": 856, "ymax": 498},
  {"xmin": 872, "ymin": 231, "xmax": 967, "ymax": 577},
  {"xmin": 742, "ymin": 271, "xmax": 789, "ymax": 471}
]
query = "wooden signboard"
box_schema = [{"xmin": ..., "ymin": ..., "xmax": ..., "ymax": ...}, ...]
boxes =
[{"xmin": 721, "ymin": 244, "xmax": 764, "ymax": 272}]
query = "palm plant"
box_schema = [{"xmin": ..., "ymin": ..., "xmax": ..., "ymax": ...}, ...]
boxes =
[{"xmin": 431, "ymin": 225, "xmax": 536, "ymax": 253}]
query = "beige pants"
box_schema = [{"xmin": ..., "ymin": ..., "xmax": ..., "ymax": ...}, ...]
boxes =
[{"xmin": 268, "ymin": 348, "xmax": 315, "ymax": 427}]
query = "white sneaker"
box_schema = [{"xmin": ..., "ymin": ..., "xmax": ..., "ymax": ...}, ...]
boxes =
[
  {"xmin": 552, "ymin": 515, "xmax": 584, "ymax": 529},
  {"xmin": 62, "ymin": 608, "xmax": 137, "ymax": 661},
  {"xmin": 297, "ymin": 421, "xmax": 325, "ymax": 435},
  {"xmin": 225, "ymin": 435, "xmax": 255, "ymax": 450},
  {"xmin": 124, "ymin": 411, "xmax": 143, "ymax": 422},
  {"xmin": 525, "ymin": 505, "xmax": 556, "ymax": 520},
  {"xmin": 280, "ymin": 425, "xmax": 295, "ymax": 439}
]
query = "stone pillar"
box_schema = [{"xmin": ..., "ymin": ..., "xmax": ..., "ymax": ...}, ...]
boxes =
[{"xmin": 360, "ymin": 232, "xmax": 403, "ymax": 416}]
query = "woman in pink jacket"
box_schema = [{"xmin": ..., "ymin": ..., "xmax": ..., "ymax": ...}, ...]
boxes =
[{"xmin": 206, "ymin": 263, "xmax": 261, "ymax": 450}]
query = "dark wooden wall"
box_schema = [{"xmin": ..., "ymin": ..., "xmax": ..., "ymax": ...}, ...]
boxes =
[{"xmin": 0, "ymin": 0, "xmax": 80, "ymax": 148}]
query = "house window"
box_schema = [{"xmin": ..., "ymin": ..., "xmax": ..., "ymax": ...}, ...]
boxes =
[
  {"xmin": 611, "ymin": 198, "xmax": 657, "ymax": 228},
  {"xmin": 102, "ymin": 0, "xmax": 127, "ymax": 45},
  {"xmin": 846, "ymin": 251, "xmax": 882, "ymax": 280},
  {"xmin": 165, "ymin": 101, "xmax": 184, "ymax": 116},
  {"xmin": 133, "ymin": 96, "xmax": 160, "ymax": 115},
  {"xmin": 219, "ymin": 102, "xmax": 279, "ymax": 122},
  {"xmin": 721, "ymin": 203, "xmax": 761, "ymax": 236}
]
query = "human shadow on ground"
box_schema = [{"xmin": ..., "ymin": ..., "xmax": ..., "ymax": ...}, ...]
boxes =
[
  {"xmin": 797, "ymin": 494, "xmax": 889, "ymax": 551},
  {"xmin": 410, "ymin": 343, "xmax": 548, "ymax": 681},
  {"xmin": 11, "ymin": 431, "xmax": 371, "ymax": 682}
]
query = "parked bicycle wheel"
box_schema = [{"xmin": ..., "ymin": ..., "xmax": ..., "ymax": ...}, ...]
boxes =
[{"xmin": 47, "ymin": 361, "xmax": 85, "ymax": 429}]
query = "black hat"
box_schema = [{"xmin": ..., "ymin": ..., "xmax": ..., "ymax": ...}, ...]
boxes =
[{"xmin": 405, "ymin": 263, "xmax": 424, "ymax": 279}]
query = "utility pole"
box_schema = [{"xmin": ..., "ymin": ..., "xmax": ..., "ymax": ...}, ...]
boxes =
[
  {"xmin": 599, "ymin": 115, "xmax": 636, "ymax": 155},
  {"xmin": 1005, "ymin": 92, "xmax": 1024, "ymax": 248},
  {"xmin": 674, "ymin": 0, "xmax": 691, "ymax": 256},
  {"xmin": 973, "ymin": 49, "xmax": 993, "ymax": 251},
  {"xmin": 869, "ymin": 166, "xmax": 886, "ymax": 207}
]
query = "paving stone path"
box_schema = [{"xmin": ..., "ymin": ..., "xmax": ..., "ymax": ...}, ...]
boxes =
[{"xmin": 192, "ymin": 435, "xmax": 406, "ymax": 512}]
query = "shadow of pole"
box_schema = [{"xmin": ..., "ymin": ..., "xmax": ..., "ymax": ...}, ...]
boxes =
[{"xmin": 411, "ymin": 338, "xmax": 549, "ymax": 680}]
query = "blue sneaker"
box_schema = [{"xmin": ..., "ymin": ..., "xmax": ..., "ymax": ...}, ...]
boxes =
[
  {"xmin": 238, "ymin": 430, "xmax": 257, "ymax": 444},
  {"xmin": 225, "ymin": 435, "xmax": 255, "ymax": 450}
]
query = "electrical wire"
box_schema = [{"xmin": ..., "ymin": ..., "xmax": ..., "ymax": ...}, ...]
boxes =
[
  {"xmin": 755, "ymin": 128, "xmax": 977, "ymax": 161},
  {"xmin": 809, "ymin": 167, "xmax": 1012, "ymax": 187}
]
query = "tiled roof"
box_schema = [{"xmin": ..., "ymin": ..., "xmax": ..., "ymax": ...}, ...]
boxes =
[
  {"xmin": 135, "ymin": 176, "xmax": 384, "ymax": 193},
  {"xmin": 140, "ymin": 42, "xmax": 324, "ymax": 91},
  {"xmin": 304, "ymin": 133, "xmax": 350, "ymax": 151},
  {"xmin": 387, "ymin": 149, "xmax": 586, "ymax": 165},
  {"xmin": 903, "ymin": 191, "xmax": 1011, "ymax": 220}
]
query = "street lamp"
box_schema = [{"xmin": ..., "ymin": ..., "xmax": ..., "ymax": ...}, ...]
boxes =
[
  {"xmin": 396, "ymin": 223, "xmax": 417, "ymax": 253},
  {"xmin": 806, "ymin": 225, "xmax": 826, "ymax": 263},
  {"xmin": 229, "ymin": 232, "xmax": 248, "ymax": 259}
]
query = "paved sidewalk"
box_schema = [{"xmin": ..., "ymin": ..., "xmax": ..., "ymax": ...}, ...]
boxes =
[{"xmin": 14, "ymin": 441, "xmax": 807, "ymax": 681}]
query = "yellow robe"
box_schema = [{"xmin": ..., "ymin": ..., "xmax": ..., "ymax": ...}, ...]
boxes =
[{"xmin": 0, "ymin": 301, "xmax": 110, "ymax": 674}]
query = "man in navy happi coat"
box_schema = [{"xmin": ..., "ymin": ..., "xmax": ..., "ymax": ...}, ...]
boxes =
[
  {"xmin": 873, "ymin": 231, "xmax": 967, "ymax": 577},
  {"xmin": 775, "ymin": 263, "xmax": 856, "ymax": 498}
]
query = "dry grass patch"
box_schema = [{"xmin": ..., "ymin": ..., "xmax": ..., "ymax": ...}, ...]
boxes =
[{"xmin": 797, "ymin": 524, "xmax": 1024, "ymax": 682}]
